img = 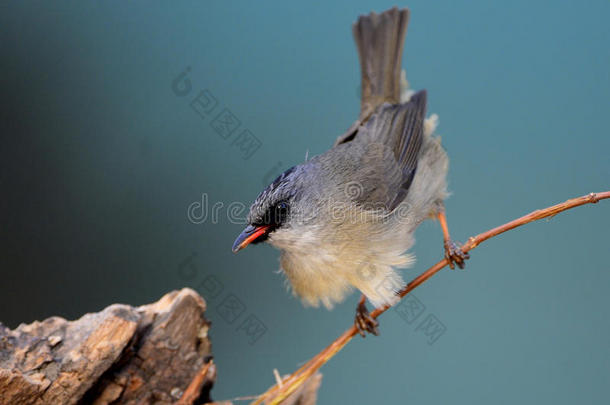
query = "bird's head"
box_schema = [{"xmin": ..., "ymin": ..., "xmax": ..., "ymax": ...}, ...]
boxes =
[{"xmin": 232, "ymin": 165, "xmax": 316, "ymax": 253}]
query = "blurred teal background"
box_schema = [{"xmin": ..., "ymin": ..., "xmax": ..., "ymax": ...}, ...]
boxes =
[{"xmin": 1, "ymin": 1, "xmax": 609, "ymax": 403}]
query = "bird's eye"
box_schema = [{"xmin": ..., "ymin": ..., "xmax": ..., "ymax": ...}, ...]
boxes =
[{"xmin": 274, "ymin": 201, "xmax": 290, "ymax": 224}]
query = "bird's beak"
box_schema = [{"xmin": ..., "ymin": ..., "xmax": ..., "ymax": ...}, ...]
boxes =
[{"xmin": 232, "ymin": 224, "xmax": 271, "ymax": 253}]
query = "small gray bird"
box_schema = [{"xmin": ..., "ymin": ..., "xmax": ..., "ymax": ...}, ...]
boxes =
[{"xmin": 232, "ymin": 7, "xmax": 468, "ymax": 335}]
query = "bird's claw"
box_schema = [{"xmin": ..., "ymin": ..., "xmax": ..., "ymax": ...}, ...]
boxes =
[
  {"xmin": 355, "ymin": 300, "xmax": 379, "ymax": 337},
  {"xmin": 444, "ymin": 239, "xmax": 469, "ymax": 270}
]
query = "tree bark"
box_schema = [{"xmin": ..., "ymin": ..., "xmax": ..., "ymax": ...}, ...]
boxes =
[{"xmin": 0, "ymin": 289, "xmax": 321, "ymax": 405}]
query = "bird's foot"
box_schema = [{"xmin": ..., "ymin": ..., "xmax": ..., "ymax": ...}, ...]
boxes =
[
  {"xmin": 355, "ymin": 299, "xmax": 379, "ymax": 337},
  {"xmin": 444, "ymin": 239, "xmax": 469, "ymax": 270}
]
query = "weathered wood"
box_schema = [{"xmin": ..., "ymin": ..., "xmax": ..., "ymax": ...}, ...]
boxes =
[
  {"xmin": 0, "ymin": 289, "xmax": 211, "ymax": 405},
  {"xmin": 0, "ymin": 288, "xmax": 322, "ymax": 405}
]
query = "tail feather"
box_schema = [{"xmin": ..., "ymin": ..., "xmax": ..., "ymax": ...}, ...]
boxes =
[{"xmin": 353, "ymin": 7, "xmax": 410, "ymax": 120}]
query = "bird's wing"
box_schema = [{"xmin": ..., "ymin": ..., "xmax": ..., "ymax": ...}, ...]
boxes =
[
  {"xmin": 335, "ymin": 7, "xmax": 410, "ymax": 146},
  {"xmin": 345, "ymin": 90, "xmax": 427, "ymax": 212}
]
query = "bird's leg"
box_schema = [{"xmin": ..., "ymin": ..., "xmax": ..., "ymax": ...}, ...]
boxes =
[
  {"xmin": 354, "ymin": 295, "xmax": 379, "ymax": 337},
  {"xmin": 437, "ymin": 208, "xmax": 469, "ymax": 269}
]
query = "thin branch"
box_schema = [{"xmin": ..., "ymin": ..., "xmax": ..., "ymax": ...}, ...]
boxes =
[
  {"xmin": 252, "ymin": 191, "xmax": 610, "ymax": 405},
  {"xmin": 176, "ymin": 360, "xmax": 214, "ymax": 405}
]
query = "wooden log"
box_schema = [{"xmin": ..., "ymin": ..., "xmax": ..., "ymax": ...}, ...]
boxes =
[
  {"xmin": 0, "ymin": 289, "xmax": 322, "ymax": 405},
  {"xmin": 1, "ymin": 289, "xmax": 212, "ymax": 404}
]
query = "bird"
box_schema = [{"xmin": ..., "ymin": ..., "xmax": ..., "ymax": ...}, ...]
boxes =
[{"xmin": 232, "ymin": 7, "xmax": 468, "ymax": 336}]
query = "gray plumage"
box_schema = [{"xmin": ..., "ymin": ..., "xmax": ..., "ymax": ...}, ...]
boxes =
[{"xmin": 235, "ymin": 7, "xmax": 449, "ymax": 309}]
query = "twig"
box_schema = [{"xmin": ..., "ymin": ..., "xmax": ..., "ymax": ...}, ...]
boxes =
[
  {"xmin": 251, "ymin": 191, "xmax": 609, "ymax": 405},
  {"xmin": 176, "ymin": 359, "xmax": 215, "ymax": 405},
  {"xmin": 273, "ymin": 369, "xmax": 284, "ymax": 388}
]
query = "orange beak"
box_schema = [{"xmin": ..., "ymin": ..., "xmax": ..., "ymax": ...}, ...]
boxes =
[{"xmin": 232, "ymin": 225, "xmax": 271, "ymax": 253}]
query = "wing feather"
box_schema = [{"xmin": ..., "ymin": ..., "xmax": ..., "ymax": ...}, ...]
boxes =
[{"xmin": 344, "ymin": 90, "xmax": 427, "ymax": 211}]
